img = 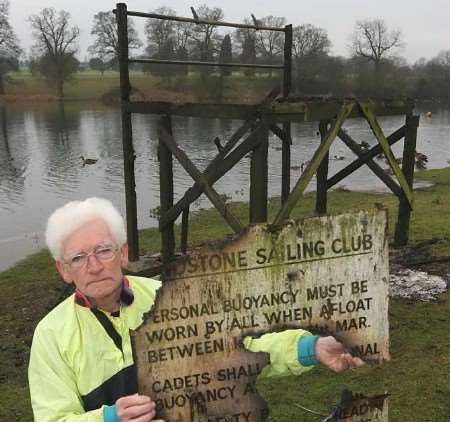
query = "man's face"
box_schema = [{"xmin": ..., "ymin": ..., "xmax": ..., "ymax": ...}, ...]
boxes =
[{"xmin": 56, "ymin": 219, "xmax": 128, "ymax": 304}]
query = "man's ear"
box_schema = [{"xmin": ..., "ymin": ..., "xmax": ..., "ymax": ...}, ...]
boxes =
[
  {"xmin": 56, "ymin": 260, "xmax": 73, "ymax": 285},
  {"xmin": 120, "ymin": 243, "xmax": 129, "ymax": 267}
]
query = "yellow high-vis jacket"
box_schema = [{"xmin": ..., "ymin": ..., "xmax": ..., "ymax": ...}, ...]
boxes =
[{"xmin": 28, "ymin": 276, "xmax": 315, "ymax": 422}]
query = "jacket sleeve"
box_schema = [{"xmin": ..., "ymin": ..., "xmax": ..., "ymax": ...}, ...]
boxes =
[
  {"xmin": 28, "ymin": 324, "xmax": 104, "ymax": 422},
  {"xmin": 243, "ymin": 329, "xmax": 316, "ymax": 378}
]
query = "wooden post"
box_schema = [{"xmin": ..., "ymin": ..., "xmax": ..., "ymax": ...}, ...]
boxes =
[
  {"xmin": 316, "ymin": 120, "xmax": 329, "ymax": 214},
  {"xmin": 250, "ymin": 123, "xmax": 269, "ymax": 223},
  {"xmin": 281, "ymin": 24, "xmax": 293, "ymax": 203},
  {"xmin": 181, "ymin": 207, "xmax": 189, "ymax": 255},
  {"xmin": 394, "ymin": 114, "xmax": 420, "ymax": 246},
  {"xmin": 116, "ymin": 3, "xmax": 139, "ymax": 261},
  {"xmin": 159, "ymin": 116, "xmax": 175, "ymax": 263}
]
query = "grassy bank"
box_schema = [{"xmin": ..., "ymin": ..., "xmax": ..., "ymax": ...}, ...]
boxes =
[
  {"xmin": 5, "ymin": 70, "xmax": 279, "ymax": 103},
  {"xmin": 1, "ymin": 168, "xmax": 450, "ymax": 421}
]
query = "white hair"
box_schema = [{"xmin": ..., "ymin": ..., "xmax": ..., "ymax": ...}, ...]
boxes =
[{"xmin": 45, "ymin": 197, "xmax": 127, "ymax": 260}]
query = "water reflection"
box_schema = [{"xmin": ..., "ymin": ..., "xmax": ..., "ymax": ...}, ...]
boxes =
[
  {"xmin": 0, "ymin": 102, "xmax": 449, "ymax": 271},
  {"xmin": 0, "ymin": 105, "xmax": 27, "ymax": 209}
]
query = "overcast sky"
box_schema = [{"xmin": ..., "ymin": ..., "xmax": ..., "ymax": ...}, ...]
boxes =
[{"xmin": 10, "ymin": 0, "xmax": 450, "ymax": 63}]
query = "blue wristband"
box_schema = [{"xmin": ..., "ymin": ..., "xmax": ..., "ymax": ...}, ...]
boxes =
[
  {"xmin": 297, "ymin": 335, "xmax": 320, "ymax": 366},
  {"xmin": 103, "ymin": 404, "xmax": 120, "ymax": 422}
]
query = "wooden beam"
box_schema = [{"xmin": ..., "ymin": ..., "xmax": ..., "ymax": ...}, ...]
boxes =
[
  {"xmin": 158, "ymin": 123, "xmax": 244, "ymax": 233},
  {"xmin": 125, "ymin": 102, "xmax": 259, "ymax": 120},
  {"xmin": 358, "ymin": 101, "xmax": 413, "ymax": 207},
  {"xmin": 129, "ymin": 58, "xmax": 284, "ymax": 70},
  {"xmin": 281, "ymin": 123, "xmax": 291, "ymax": 204},
  {"xmin": 250, "ymin": 124, "xmax": 269, "ymax": 223},
  {"xmin": 159, "ymin": 124, "xmax": 265, "ymax": 229},
  {"xmin": 283, "ymin": 24, "xmax": 293, "ymax": 97},
  {"xmin": 158, "ymin": 116, "xmax": 176, "ymax": 263},
  {"xmin": 117, "ymin": 3, "xmax": 139, "ymax": 262},
  {"xmin": 395, "ymin": 115, "xmax": 420, "ymax": 246},
  {"xmin": 181, "ymin": 206, "xmax": 189, "ymax": 254},
  {"xmin": 272, "ymin": 102, "xmax": 355, "ymax": 226},
  {"xmin": 326, "ymin": 125, "xmax": 405, "ymax": 189},
  {"xmin": 269, "ymin": 124, "xmax": 292, "ymax": 145},
  {"xmin": 316, "ymin": 120, "xmax": 330, "ymax": 214},
  {"xmin": 122, "ymin": 9, "xmax": 286, "ymax": 32},
  {"xmin": 337, "ymin": 129, "xmax": 407, "ymax": 200},
  {"xmin": 124, "ymin": 97, "xmax": 414, "ymax": 122}
]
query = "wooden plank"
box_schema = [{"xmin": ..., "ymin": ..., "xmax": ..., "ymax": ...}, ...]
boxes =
[
  {"xmin": 395, "ymin": 115, "xmax": 420, "ymax": 246},
  {"xmin": 158, "ymin": 116, "xmax": 175, "ymax": 263},
  {"xmin": 358, "ymin": 101, "xmax": 413, "ymax": 207},
  {"xmin": 327, "ymin": 125, "xmax": 405, "ymax": 188},
  {"xmin": 117, "ymin": 3, "xmax": 139, "ymax": 262},
  {"xmin": 123, "ymin": 9, "xmax": 286, "ymax": 32},
  {"xmin": 126, "ymin": 101, "xmax": 259, "ymax": 120},
  {"xmin": 250, "ymin": 124, "xmax": 269, "ymax": 223},
  {"xmin": 181, "ymin": 206, "xmax": 189, "ymax": 254},
  {"xmin": 338, "ymin": 129, "xmax": 407, "ymax": 200},
  {"xmin": 272, "ymin": 102, "xmax": 355, "ymax": 226},
  {"xmin": 158, "ymin": 123, "xmax": 244, "ymax": 233},
  {"xmin": 129, "ymin": 58, "xmax": 284, "ymax": 70},
  {"xmin": 281, "ymin": 123, "xmax": 291, "ymax": 203},
  {"xmin": 315, "ymin": 120, "xmax": 330, "ymax": 214},
  {"xmin": 283, "ymin": 24, "xmax": 293, "ymax": 97},
  {"xmin": 124, "ymin": 98, "xmax": 414, "ymax": 122},
  {"xmin": 159, "ymin": 125, "xmax": 265, "ymax": 229}
]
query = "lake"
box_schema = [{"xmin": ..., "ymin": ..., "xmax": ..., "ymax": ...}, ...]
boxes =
[{"xmin": 1, "ymin": 101, "xmax": 449, "ymax": 271}]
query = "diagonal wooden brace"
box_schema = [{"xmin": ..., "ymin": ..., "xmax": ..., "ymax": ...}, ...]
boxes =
[
  {"xmin": 337, "ymin": 128, "xmax": 408, "ymax": 201},
  {"xmin": 272, "ymin": 102, "xmax": 355, "ymax": 226},
  {"xmin": 158, "ymin": 88, "xmax": 281, "ymax": 230},
  {"xmin": 158, "ymin": 121, "xmax": 244, "ymax": 234},
  {"xmin": 327, "ymin": 125, "xmax": 406, "ymax": 189},
  {"xmin": 159, "ymin": 123, "xmax": 265, "ymax": 229},
  {"xmin": 269, "ymin": 123, "xmax": 292, "ymax": 145},
  {"xmin": 358, "ymin": 101, "xmax": 413, "ymax": 207}
]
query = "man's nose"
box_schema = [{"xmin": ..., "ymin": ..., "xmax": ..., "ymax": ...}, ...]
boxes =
[{"xmin": 86, "ymin": 253, "xmax": 103, "ymax": 271}]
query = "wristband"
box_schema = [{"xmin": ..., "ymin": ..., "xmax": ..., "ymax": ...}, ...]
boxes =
[
  {"xmin": 297, "ymin": 335, "xmax": 320, "ymax": 366},
  {"xmin": 103, "ymin": 404, "xmax": 120, "ymax": 422}
]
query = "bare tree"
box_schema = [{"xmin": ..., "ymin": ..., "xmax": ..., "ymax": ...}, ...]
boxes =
[
  {"xmin": 29, "ymin": 8, "xmax": 79, "ymax": 98},
  {"xmin": 190, "ymin": 5, "xmax": 224, "ymax": 78},
  {"xmin": 292, "ymin": 24, "xmax": 331, "ymax": 93},
  {"xmin": 255, "ymin": 16, "xmax": 285, "ymax": 59},
  {"xmin": 293, "ymin": 24, "xmax": 331, "ymax": 59},
  {"xmin": 88, "ymin": 11, "xmax": 142, "ymax": 70},
  {"xmin": 350, "ymin": 18, "xmax": 403, "ymax": 71},
  {"xmin": 254, "ymin": 15, "xmax": 285, "ymax": 76},
  {"xmin": 0, "ymin": 0, "xmax": 21, "ymax": 94},
  {"xmin": 145, "ymin": 7, "xmax": 176, "ymax": 57},
  {"xmin": 234, "ymin": 20, "xmax": 257, "ymax": 76}
]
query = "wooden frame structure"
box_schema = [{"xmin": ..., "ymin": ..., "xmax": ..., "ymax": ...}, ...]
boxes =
[{"xmin": 114, "ymin": 3, "xmax": 419, "ymax": 269}]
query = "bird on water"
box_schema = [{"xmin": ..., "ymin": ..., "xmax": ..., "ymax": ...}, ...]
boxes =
[{"xmin": 80, "ymin": 156, "xmax": 98, "ymax": 166}]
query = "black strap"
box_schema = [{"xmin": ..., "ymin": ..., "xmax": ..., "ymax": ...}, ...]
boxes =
[{"xmin": 90, "ymin": 308, "xmax": 123, "ymax": 353}]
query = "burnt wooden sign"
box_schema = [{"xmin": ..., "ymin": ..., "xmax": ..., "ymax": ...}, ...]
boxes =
[{"xmin": 133, "ymin": 209, "xmax": 390, "ymax": 421}]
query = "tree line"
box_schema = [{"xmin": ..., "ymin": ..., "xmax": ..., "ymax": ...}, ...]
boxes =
[{"xmin": 1, "ymin": 1, "xmax": 450, "ymax": 100}]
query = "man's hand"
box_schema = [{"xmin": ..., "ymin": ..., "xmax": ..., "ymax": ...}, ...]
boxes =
[
  {"xmin": 315, "ymin": 336, "xmax": 365, "ymax": 372},
  {"xmin": 116, "ymin": 394, "xmax": 165, "ymax": 422}
]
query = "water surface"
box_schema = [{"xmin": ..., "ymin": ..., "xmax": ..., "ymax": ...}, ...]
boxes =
[{"xmin": 1, "ymin": 101, "xmax": 449, "ymax": 271}]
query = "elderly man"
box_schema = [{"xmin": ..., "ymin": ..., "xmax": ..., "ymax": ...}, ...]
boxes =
[{"xmin": 28, "ymin": 197, "xmax": 363, "ymax": 422}]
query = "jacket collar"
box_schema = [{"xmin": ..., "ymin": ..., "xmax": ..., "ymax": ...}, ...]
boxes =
[{"xmin": 74, "ymin": 277, "xmax": 134, "ymax": 309}]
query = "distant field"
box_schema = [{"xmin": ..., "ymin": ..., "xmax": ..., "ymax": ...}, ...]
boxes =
[{"xmin": 5, "ymin": 70, "xmax": 280, "ymax": 102}]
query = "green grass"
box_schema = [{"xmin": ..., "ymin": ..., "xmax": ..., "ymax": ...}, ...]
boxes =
[
  {"xmin": 5, "ymin": 70, "xmax": 280, "ymax": 102},
  {"xmin": 1, "ymin": 169, "xmax": 450, "ymax": 421}
]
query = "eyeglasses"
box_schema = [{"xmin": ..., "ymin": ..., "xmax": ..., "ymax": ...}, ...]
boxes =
[{"xmin": 63, "ymin": 243, "xmax": 119, "ymax": 269}]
